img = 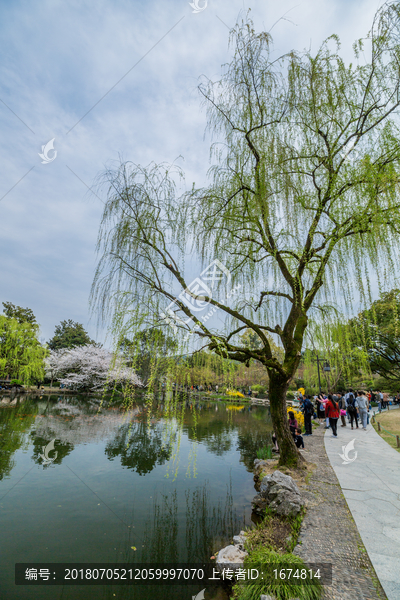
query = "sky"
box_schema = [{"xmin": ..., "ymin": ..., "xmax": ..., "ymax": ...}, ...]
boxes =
[{"xmin": 0, "ymin": 0, "xmax": 386, "ymax": 343}]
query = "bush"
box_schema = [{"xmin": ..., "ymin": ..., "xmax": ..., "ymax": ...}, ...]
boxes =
[
  {"xmin": 251, "ymin": 384, "xmax": 267, "ymax": 398},
  {"xmin": 232, "ymin": 547, "xmax": 323, "ymax": 600},
  {"xmin": 10, "ymin": 379, "xmax": 24, "ymax": 386}
]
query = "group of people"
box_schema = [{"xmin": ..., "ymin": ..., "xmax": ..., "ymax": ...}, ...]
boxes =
[
  {"xmin": 311, "ymin": 390, "xmax": 370, "ymax": 437},
  {"xmin": 272, "ymin": 388, "xmax": 381, "ymax": 452}
]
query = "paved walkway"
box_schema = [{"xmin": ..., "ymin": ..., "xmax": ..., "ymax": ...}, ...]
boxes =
[
  {"xmin": 294, "ymin": 424, "xmax": 386, "ymax": 600},
  {"xmin": 324, "ymin": 409, "xmax": 400, "ymax": 600}
]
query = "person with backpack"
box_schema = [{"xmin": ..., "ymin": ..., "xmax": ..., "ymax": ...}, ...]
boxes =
[
  {"xmin": 303, "ymin": 395, "xmax": 314, "ymax": 436},
  {"xmin": 347, "ymin": 392, "xmax": 359, "ymax": 429},
  {"xmin": 325, "ymin": 394, "xmax": 340, "ymax": 437}
]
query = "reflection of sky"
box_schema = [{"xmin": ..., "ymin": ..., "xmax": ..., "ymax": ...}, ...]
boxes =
[
  {"xmin": 0, "ymin": 396, "xmax": 271, "ymax": 598},
  {"xmin": 0, "ymin": 0, "xmax": 383, "ymax": 342}
]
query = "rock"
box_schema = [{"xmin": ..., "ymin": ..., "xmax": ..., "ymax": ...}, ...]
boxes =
[
  {"xmin": 260, "ymin": 470, "xmax": 300, "ymax": 496},
  {"xmin": 233, "ymin": 532, "xmax": 247, "ymax": 550},
  {"xmin": 253, "ymin": 470, "xmax": 304, "ymax": 518},
  {"xmin": 260, "ymin": 596, "xmax": 275, "ymax": 600},
  {"xmin": 216, "ymin": 544, "xmax": 247, "ymax": 569},
  {"xmin": 251, "ymin": 493, "xmax": 269, "ymax": 515}
]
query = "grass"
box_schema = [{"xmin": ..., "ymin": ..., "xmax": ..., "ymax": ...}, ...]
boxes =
[
  {"xmin": 256, "ymin": 445, "xmax": 273, "ymax": 460},
  {"xmin": 232, "ymin": 504, "xmax": 323, "ymax": 600},
  {"xmin": 232, "ymin": 546, "xmax": 323, "ymax": 600},
  {"xmin": 372, "ymin": 409, "xmax": 400, "ymax": 453}
]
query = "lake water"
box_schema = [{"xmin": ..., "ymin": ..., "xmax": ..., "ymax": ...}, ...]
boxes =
[{"xmin": 0, "ymin": 393, "xmax": 272, "ymax": 600}]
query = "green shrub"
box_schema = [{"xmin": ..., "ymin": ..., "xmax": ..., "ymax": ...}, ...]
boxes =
[
  {"xmin": 232, "ymin": 547, "xmax": 323, "ymax": 600},
  {"xmin": 256, "ymin": 445, "xmax": 273, "ymax": 460},
  {"xmin": 10, "ymin": 379, "xmax": 24, "ymax": 386}
]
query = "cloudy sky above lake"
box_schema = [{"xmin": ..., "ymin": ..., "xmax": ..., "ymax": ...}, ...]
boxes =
[{"xmin": 0, "ymin": 0, "xmax": 385, "ymax": 342}]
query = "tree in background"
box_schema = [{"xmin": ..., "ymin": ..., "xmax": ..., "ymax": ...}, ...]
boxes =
[
  {"xmin": 2, "ymin": 301, "xmax": 37, "ymax": 325},
  {"xmin": 48, "ymin": 319, "xmax": 95, "ymax": 350},
  {"xmin": 349, "ymin": 289, "xmax": 400, "ymax": 383},
  {"xmin": 44, "ymin": 349, "xmax": 66, "ymax": 387},
  {"xmin": 120, "ymin": 328, "xmax": 178, "ymax": 386},
  {"xmin": 0, "ymin": 316, "xmax": 46, "ymax": 384},
  {"xmin": 92, "ymin": 4, "xmax": 400, "ymax": 467},
  {"xmin": 55, "ymin": 344, "xmax": 141, "ymax": 392}
]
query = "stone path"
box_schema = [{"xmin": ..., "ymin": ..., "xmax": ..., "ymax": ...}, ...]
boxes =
[
  {"xmin": 293, "ymin": 423, "xmax": 387, "ymax": 600},
  {"xmin": 324, "ymin": 409, "xmax": 400, "ymax": 600}
]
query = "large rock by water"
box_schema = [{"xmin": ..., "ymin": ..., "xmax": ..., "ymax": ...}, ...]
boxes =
[
  {"xmin": 252, "ymin": 470, "xmax": 304, "ymax": 517},
  {"xmin": 216, "ymin": 544, "xmax": 248, "ymax": 569}
]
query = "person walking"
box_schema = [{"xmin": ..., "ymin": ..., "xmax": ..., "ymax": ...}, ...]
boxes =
[
  {"xmin": 316, "ymin": 393, "xmax": 325, "ymax": 424},
  {"xmin": 303, "ymin": 395, "xmax": 314, "ymax": 436},
  {"xmin": 347, "ymin": 392, "xmax": 359, "ymax": 429},
  {"xmin": 338, "ymin": 393, "xmax": 347, "ymax": 427},
  {"xmin": 355, "ymin": 390, "xmax": 369, "ymax": 431},
  {"xmin": 382, "ymin": 391, "xmax": 388, "ymax": 410},
  {"xmin": 325, "ymin": 394, "xmax": 340, "ymax": 437}
]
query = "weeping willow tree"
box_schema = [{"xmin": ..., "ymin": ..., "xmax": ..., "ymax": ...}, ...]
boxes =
[
  {"xmin": 92, "ymin": 3, "xmax": 400, "ymax": 467},
  {"xmin": 0, "ymin": 315, "xmax": 46, "ymax": 384}
]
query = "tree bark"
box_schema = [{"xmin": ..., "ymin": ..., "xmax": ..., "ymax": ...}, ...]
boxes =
[{"xmin": 268, "ymin": 370, "xmax": 304, "ymax": 468}]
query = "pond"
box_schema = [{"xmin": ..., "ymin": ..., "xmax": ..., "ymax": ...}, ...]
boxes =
[{"xmin": 0, "ymin": 393, "xmax": 273, "ymax": 600}]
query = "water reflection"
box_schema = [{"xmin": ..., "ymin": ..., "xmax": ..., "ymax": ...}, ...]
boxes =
[
  {"xmin": 105, "ymin": 420, "xmax": 173, "ymax": 475},
  {"xmin": 0, "ymin": 394, "xmax": 272, "ymax": 600}
]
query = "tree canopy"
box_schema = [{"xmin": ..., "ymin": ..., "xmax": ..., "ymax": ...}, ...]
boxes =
[
  {"xmin": 2, "ymin": 301, "xmax": 37, "ymax": 325},
  {"xmin": 92, "ymin": 3, "xmax": 400, "ymax": 466},
  {"xmin": 0, "ymin": 316, "xmax": 46, "ymax": 384},
  {"xmin": 348, "ymin": 288, "xmax": 400, "ymax": 382},
  {"xmin": 48, "ymin": 319, "xmax": 95, "ymax": 350}
]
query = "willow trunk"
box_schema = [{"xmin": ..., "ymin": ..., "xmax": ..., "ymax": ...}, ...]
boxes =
[{"xmin": 268, "ymin": 371, "xmax": 304, "ymax": 468}]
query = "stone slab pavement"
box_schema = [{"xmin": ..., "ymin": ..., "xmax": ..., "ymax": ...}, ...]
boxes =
[{"xmin": 324, "ymin": 409, "xmax": 400, "ymax": 600}]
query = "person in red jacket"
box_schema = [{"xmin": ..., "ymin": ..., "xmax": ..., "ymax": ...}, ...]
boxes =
[{"xmin": 325, "ymin": 394, "xmax": 340, "ymax": 438}]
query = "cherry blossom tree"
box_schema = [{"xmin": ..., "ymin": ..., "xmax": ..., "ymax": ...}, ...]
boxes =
[
  {"xmin": 44, "ymin": 349, "xmax": 66, "ymax": 387},
  {"xmin": 51, "ymin": 345, "xmax": 141, "ymax": 392}
]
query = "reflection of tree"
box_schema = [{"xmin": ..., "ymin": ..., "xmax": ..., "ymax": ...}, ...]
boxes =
[
  {"xmin": 186, "ymin": 480, "xmax": 242, "ymax": 562},
  {"xmin": 0, "ymin": 398, "xmax": 38, "ymax": 480},
  {"xmin": 183, "ymin": 403, "xmax": 272, "ymax": 467},
  {"xmin": 105, "ymin": 420, "xmax": 173, "ymax": 475},
  {"xmin": 141, "ymin": 490, "xmax": 179, "ymax": 563},
  {"xmin": 30, "ymin": 435, "xmax": 74, "ymax": 466}
]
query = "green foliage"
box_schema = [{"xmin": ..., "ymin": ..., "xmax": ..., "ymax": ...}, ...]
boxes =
[
  {"xmin": 256, "ymin": 445, "xmax": 272, "ymax": 459},
  {"xmin": 0, "ymin": 316, "xmax": 46, "ymax": 384},
  {"xmin": 232, "ymin": 547, "xmax": 323, "ymax": 600},
  {"xmin": 251, "ymin": 384, "xmax": 266, "ymax": 394},
  {"xmin": 347, "ymin": 289, "xmax": 400, "ymax": 382},
  {"xmin": 48, "ymin": 319, "xmax": 95, "ymax": 350},
  {"xmin": 2, "ymin": 301, "xmax": 37, "ymax": 325},
  {"xmin": 9, "ymin": 379, "xmax": 24, "ymax": 386}
]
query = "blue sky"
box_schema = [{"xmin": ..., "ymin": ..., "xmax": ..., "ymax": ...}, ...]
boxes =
[{"xmin": 0, "ymin": 0, "xmax": 385, "ymax": 342}]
